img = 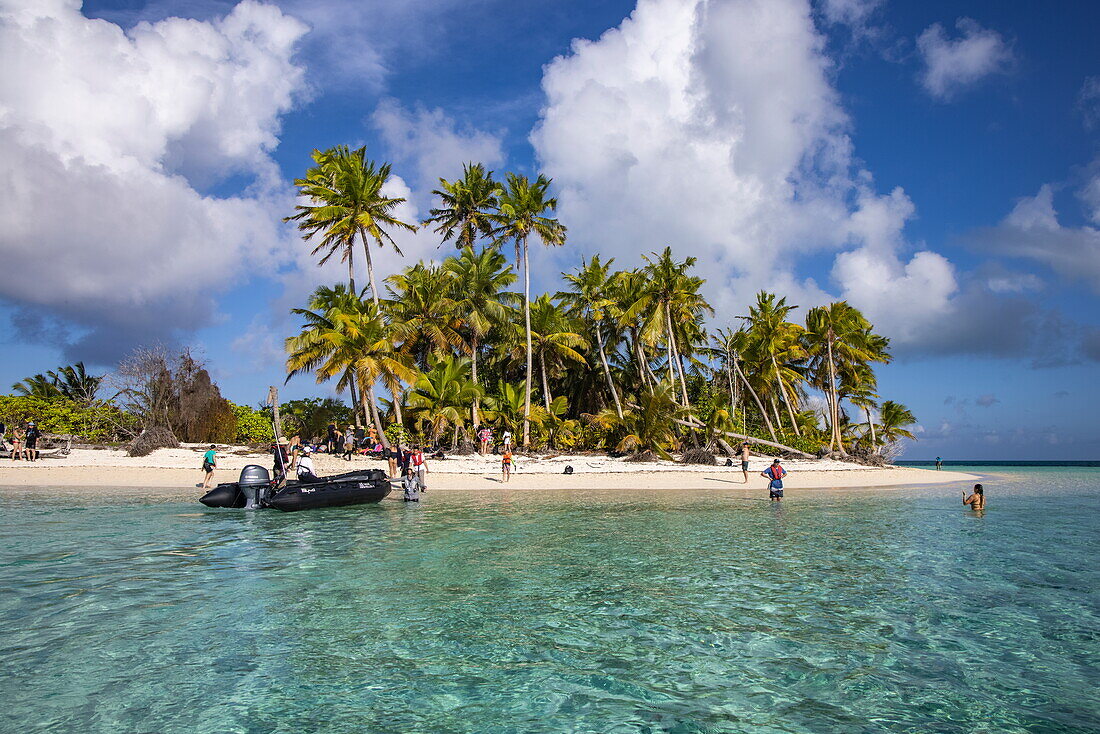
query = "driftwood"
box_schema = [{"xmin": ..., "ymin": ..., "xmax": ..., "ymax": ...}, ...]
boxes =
[{"xmin": 673, "ymin": 418, "xmax": 816, "ymax": 459}]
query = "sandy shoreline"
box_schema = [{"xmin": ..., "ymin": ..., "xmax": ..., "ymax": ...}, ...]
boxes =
[{"xmin": 0, "ymin": 445, "xmax": 977, "ymax": 496}]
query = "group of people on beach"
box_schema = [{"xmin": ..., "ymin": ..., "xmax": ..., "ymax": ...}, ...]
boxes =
[{"xmin": 1, "ymin": 419, "xmax": 42, "ymax": 462}]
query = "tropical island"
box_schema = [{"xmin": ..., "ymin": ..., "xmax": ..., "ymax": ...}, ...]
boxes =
[{"xmin": 0, "ymin": 148, "xmax": 975, "ymax": 493}]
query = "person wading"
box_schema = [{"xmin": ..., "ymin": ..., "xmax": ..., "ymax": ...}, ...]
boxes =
[
  {"xmin": 963, "ymin": 483, "xmax": 985, "ymax": 510},
  {"xmin": 761, "ymin": 458, "xmax": 787, "ymax": 501}
]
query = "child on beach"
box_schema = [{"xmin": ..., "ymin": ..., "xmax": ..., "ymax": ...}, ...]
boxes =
[
  {"xmin": 501, "ymin": 450, "xmax": 514, "ymax": 482},
  {"xmin": 201, "ymin": 445, "xmax": 217, "ymax": 488},
  {"xmin": 739, "ymin": 441, "xmax": 751, "ymax": 483},
  {"xmin": 761, "ymin": 459, "xmax": 787, "ymax": 501}
]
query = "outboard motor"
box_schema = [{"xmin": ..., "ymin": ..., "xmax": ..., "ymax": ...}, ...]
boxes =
[{"xmin": 238, "ymin": 465, "xmax": 271, "ymax": 509}]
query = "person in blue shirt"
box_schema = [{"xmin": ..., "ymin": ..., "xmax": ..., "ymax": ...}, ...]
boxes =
[
  {"xmin": 761, "ymin": 458, "xmax": 787, "ymax": 501},
  {"xmin": 935, "ymin": 456, "xmax": 943, "ymax": 470}
]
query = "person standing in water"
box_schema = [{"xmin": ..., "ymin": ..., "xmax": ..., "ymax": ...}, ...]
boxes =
[
  {"xmin": 201, "ymin": 444, "xmax": 217, "ymax": 489},
  {"xmin": 936, "ymin": 456, "xmax": 943, "ymax": 470},
  {"xmin": 739, "ymin": 441, "xmax": 752, "ymax": 483},
  {"xmin": 402, "ymin": 466, "xmax": 421, "ymax": 502},
  {"xmin": 501, "ymin": 449, "xmax": 514, "ymax": 482},
  {"xmin": 963, "ymin": 484, "xmax": 985, "ymax": 510},
  {"xmin": 411, "ymin": 446, "xmax": 427, "ymax": 491},
  {"xmin": 761, "ymin": 458, "xmax": 787, "ymax": 501}
]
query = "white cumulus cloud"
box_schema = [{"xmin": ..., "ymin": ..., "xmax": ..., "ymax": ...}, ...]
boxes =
[
  {"xmin": 371, "ymin": 98, "xmax": 505, "ymax": 194},
  {"xmin": 916, "ymin": 18, "xmax": 1012, "ymax": 100},
  {"xmin": 531, "ymin": 0, "xmax": 958, "ymax": 345},
  {"xmin": 0, "ymin": 0, "xmax": 307, "ymax": 361},
  {"xmin": 983, "ymin": 185, "xmax": 1100, "ymax": 294}
]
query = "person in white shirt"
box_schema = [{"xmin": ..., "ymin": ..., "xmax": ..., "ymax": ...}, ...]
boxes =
[
  {"xmin": 502, "ymin": 430, "xmax": 512, "ymax": 451},
  {"xmin": 296, "ymin": 446, "xmax": 320, "ymax": 482}
]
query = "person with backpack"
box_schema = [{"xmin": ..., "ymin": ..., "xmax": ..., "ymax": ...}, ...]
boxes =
[{"xmin": 761, "ymin": 458, "xmax": 787, "ymax": 501}]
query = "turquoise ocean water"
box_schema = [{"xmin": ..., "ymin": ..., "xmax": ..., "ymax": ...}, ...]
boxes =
[{"xmin": 2, "ymin": 467, "xmax": 1098, "ymax": 733}]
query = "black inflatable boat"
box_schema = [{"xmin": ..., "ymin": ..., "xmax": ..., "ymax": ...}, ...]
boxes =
[{"xmin": 200, "ymin": 465, "xmax": 391, "ymax": 512}]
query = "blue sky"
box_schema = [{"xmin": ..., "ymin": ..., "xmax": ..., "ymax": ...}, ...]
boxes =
[{"xmin": 1, "ymin": 0, "xmax": 1098, "ymax": 459}]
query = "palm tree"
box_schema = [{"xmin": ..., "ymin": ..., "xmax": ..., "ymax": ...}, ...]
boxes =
[
  {"xmin": 588, "ymin": 382, "xmax": 686, "ymax": 461},
  {"xmin": 558, "ymin": 255, "xmax": 624, "ymax": 418},
  {"xmin": 444, "ymin": 247, "xmax": 517, "ymax": 426},
  {"xmin": 406, "ymin": 356, "xmax": 484, "ymax": 447},
  {"xmin": 515, "ymin": 295, "xmax": 587, "ymax": 410},
  {"xmin": 287, "ymin": 145, "xmax": 417, "ymax": 307},
  {"xmin": 13, "ymin": 362, "xmax": 103, "ymax": 403},
  {"xmin": 385, "ymin": 262, "xmax": 465, "ymax": 370},
  {"xmin": 746, "ymin": 292, "xmax": 806, "ymax": 437},
  {"xmin": 422, "ymin": 163, "xmax": 502, "ymax": 249},
  {"xmin": 878, "ymin": 400, "xmax": 916, "ymax": 445},
  {"xmin": 12, "ymin": 373, "xmax": 62, "ymax": 399},
  {"xmin": 632, "ymin": 248, "xmax": 713, "ymax": 409},
  {"xmin": 493, "ymin": 173, "xmax": 567, "ymax": 447},
  {"xmin": 804, "ymin": 301, "xmax": 874, "ymax": 455},
  {"xmin": 845, "ymin": 365, "xmax": 880, "ymax": 449},
  {"xmin": 482, "ymin": 380, "xmax": 548, "ymax": 437},
  {"xmin": 285, "ymin": 287, "xmax": 414, "ymax": 446},
  {"xmin": 705, "ymin": 328, "xmax": 777, "ymax": 440}
]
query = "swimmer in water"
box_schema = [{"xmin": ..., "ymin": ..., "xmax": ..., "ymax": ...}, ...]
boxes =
[{"xmin": 963, "ymin": 483, "xmax": 985, "ymax": 510}]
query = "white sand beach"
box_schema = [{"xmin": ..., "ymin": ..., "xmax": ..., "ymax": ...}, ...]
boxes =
[{"xmin": 0, "ymin": 444, "xmax": 978, "ymax": 495}]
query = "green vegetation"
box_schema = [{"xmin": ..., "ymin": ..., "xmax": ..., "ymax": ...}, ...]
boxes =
[
  {"xmin": 4, "ymin": 154, "xmax": 916, "ymax": 462},
  {"xmin": 281, "ymin": 150, "xmax": 918, "ymax": 461}
]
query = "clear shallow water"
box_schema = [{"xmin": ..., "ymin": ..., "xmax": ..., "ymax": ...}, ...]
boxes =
[{"xmin": 2, "ymin": 471, "xmax": 1098, "ymax": 733}]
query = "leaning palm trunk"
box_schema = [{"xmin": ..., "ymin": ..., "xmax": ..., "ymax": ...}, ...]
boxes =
[
  {"xmin": 362, "ymin": 382, "xmax": 389, "ymax": 450},
  {"xmin": 521, "ymin": 237, "xmax": 533, "ymax": 448},
  {"xmin": 770, "ymin": 395, "xmax": 784, "ymax": 433},
  {"xmin": 733, "ymin": 358, "xmax": 777, "ymax": 441},
  {"xmin": 674, "ymin": 418, "xmax": 814, "ymax": 458},
  {"xmin": 595, "ymin": 325, "xmax": 623, "ymax": 419},
  {"xmin": 772, "ymin": 355, "xmax": 802, "ymax": 437},
  {"xmin": 865, "ymin": 406, "xmax": 876, "ymax": 450},
  {"xmin": 664, "ymin": 306, "xmax": 690, "ymax": 406}
]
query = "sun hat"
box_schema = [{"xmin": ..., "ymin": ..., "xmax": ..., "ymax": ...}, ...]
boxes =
[
  {"xmin": 277, "ymin": 437, "xmax": 289, "ymax": 445},
  {"xmin": 303, "ymin": 446, "xmax": 313, "ymax": 454}
]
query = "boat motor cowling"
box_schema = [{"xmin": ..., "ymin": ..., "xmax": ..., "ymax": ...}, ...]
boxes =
[{"xmin": 238, "ymin": 465, "xmax": 271, "ymax": 509}]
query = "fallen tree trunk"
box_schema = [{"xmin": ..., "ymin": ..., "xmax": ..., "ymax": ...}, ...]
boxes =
[{"xmin": 674, "ymin": 418, "xmax": 815, "ymax": 459}]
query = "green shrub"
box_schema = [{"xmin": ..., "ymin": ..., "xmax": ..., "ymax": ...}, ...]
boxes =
[
  {"xmin": 0, "ymin": 396, "xmax": 135, "ymax": 441},
  {"xmin": 230, "ymin": 402, "xmax": 274, "ymax": 444}
]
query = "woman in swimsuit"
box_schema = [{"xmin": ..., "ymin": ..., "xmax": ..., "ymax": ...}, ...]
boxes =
[{"xmin": 963, "ymin": 484, "xmax": 985, "ymax": 510}]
